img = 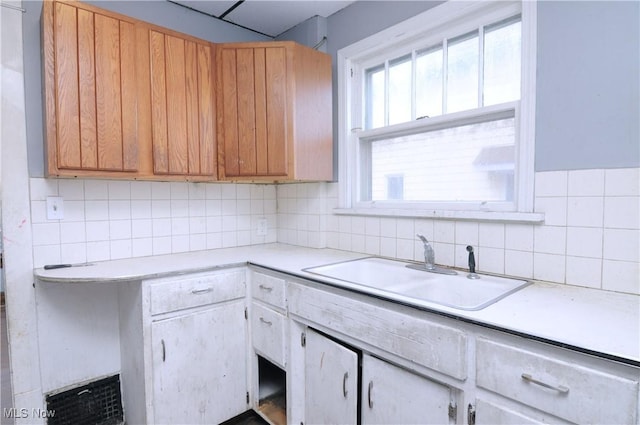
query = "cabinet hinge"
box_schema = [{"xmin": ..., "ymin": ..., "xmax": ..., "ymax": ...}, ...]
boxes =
[
  {"xmin": 448, "ymin": 402, "xmax": 457, "ymax": 420},
  {"xmin": 467, "ymin": 403, "xmax": 476, "ymax": 425},
  {"xmin": 246, "ymin": 392, "xmax": 250, "ymax": 404},
  {"xmin": 244, "ymin": 307, "xmax": 248, "ymax": 320},
  {"xmin": 301, "ymin": 332, "xmax": 306, "ymax": 347}
]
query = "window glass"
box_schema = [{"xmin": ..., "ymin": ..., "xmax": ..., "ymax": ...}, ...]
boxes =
[
  {"xmin": 366, "ymin": 116, "xmax": 515, "ymax": 202},
  {"xmin": 388, "ymin": 55, "xmax": 412, "ymax": 125},
  {"xmin": 484, "ymin": 18, "xmax": 521, "ymax": 106},
  {"xmin": 366, "ymin": 66, "xmax": 385, "ymax": 129},
  {"xmin": 446, "ymin": 31, "xmax": 479, "ymax": 113},
  {"xmin": 416, "ymin": 46, "xmax": 443, "ymax": 118}
]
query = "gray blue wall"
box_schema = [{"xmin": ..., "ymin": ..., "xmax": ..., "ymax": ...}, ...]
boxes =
[
  {"xmin": 535, "ymin": 1, "xmax": 639, "ymax": 171},
  {"xmin": 23, "ymin": 1, "xmax": 640, "ymax": 177}
]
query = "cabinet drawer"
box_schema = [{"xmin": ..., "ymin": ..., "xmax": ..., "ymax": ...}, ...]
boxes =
[
  {"xmin": 288, "ymin": 282, "xmax": 467, "ymax": 380},
  {"xmin": 149, "ymin": 270, "xmax": 246, "ymax": 315},
  {"xmin": 251, "ymin": 271, "xmax": 286, "ymax": 309},
  {"xmin": 476, "ymin": 338, "xmax": 639, "ymax": 425},
  {"xmin": 251, "ymin": 303, "xmax": 286, "ymax": 367}
]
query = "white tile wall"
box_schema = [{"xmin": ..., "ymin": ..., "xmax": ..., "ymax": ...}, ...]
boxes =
[
  {"xmin": 30, "ymin": 178, "xmax": 277, "ymax": 267},
  {"xmin": 29, "ymin": 168, "xmax": 639, "ymax": 295},
  {"xmin": 276, "ymin": 168, "xmax": 640, "ymax": 295}
]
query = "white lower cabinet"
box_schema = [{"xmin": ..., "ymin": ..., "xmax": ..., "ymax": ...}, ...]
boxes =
[
  {"xmin": 304, "ymin": 328, "xmax": 359, "ymax": 424},
  {"xmin": 151, "ymin": 302, "xmax": 248, "ymax": 424},
  {"xmin": 362, "ymin": 354, "xmax": 453, "ymax": 424},
  {"xmin": 119, "ymin": 268, "xmax": 249, "ymax": 425},
  {"xmin": 302, "ymin": 327, "xmax": 456, "ymax": 425},
  {"xmin": 474, "ymin": 337, "xmax": 639, "ymax": 425}
]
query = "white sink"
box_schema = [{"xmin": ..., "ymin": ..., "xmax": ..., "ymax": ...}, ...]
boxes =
[{"xmin": 303, "ymin": 257, "xmax": 529, "ymax": 311}]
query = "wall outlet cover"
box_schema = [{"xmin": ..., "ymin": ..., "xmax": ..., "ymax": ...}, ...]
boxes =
[{"xmin": 46, "ymin": 196, "xmax": 64, "ymax": 220}]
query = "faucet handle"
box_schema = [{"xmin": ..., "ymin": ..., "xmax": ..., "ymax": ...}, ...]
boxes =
[{"xmin": 466, "ymin": 245, "xmax": 480, "ymax": 279}]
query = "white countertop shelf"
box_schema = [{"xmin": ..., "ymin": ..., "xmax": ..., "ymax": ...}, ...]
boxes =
[{"xmin": 34, "ymin": 243, "xmax": 640, "ymax": 366}]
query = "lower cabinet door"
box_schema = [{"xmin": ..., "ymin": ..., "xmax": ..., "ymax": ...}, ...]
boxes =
[
  {"xmin": 151, "ymin": 302, "xmax": 247, "ymax": 424},
  {"xmin": 361, "ymin": 354, "xmax": 452, "ymax": 425},
  {"xmin": 304, "ymin": 328, "xmax": 358, "ymax": 425}
]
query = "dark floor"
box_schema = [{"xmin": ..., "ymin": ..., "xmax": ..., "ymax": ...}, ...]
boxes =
[
  {"xmin": 220, "ymin": 410, "xmax": 269, "ymax": 425},
  {"xmin": 1, "ymin": 301, "xmax": 15, "ymax": 425}
]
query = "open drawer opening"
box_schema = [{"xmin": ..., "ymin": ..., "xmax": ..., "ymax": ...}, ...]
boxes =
[{"xmin": 257, "ymin": 356, "xmax": 286, "ymax": 425}]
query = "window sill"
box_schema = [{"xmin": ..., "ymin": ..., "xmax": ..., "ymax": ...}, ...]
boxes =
[{"xmin": 333, "ymin": 208, "xmax": 545, "ymax": 223}]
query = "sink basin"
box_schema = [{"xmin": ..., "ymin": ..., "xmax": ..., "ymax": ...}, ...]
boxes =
[{"xmin": 303, "ymin": 257, "xmax": 530, "ymax": 311}]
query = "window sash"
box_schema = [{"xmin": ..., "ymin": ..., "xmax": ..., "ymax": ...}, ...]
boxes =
[
  {"xmin": 354, "ymin": 102, "xmax": 519, "ymax": 212},
  {"xmin": 337, "ymin": 0, "xmax": 537, "ymax": 217}
]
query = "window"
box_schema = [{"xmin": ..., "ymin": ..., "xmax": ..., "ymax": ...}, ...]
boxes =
[{"xmin": 338, "ymin": 1, "xmax": 537, "ymax": 219}]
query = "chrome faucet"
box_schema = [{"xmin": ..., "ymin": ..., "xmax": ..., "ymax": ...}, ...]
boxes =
[{"xmin": 417, "ymin": 234, "xmax": 435, "ymax": 271}]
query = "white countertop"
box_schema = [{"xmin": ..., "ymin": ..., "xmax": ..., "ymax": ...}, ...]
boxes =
[{"xmin": 35, "ymin": 243, "xmax": 640, "ymax": 365}]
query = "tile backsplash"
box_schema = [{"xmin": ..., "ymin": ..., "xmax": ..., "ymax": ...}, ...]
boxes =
[
  {"xmin": 277, "ymin": 168, "xmax": 640, "ymax": 295},
  {"xmin": 30, "ymin": 168, "xmax": 639, "ymax": 295},
  {"xmin": 30, "ymin": 179, "xmax": 277, "ymax": 266}
]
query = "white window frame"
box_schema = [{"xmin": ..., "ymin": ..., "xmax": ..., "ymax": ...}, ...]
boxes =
[{"xmin": 336, "ymin": 0, "xmax": 542, "ymax": 222}]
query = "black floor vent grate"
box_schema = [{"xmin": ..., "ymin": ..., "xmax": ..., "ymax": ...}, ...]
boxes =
[{"xmin": 45, "ymin": 374, "xmax": 124, "ymax": 425}]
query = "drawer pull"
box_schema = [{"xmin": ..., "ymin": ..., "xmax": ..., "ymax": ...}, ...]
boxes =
[
  {"xmin": 521, "ymin": 373, "xmax": 569, "ymax": 394},
  {"xmin": 259, "ymin": 317, "xmax": 273, "ymax": 326},
  {"xmin": 191, "ymin": 288, "xmax": 213, "ymax": 295},
  {"xmin": 161, "ymin": 339, "xmax": 166, "ymax": 362},
  {"xmin": 259, "ymin": 284, "xmax": 273, "ymax": 292},
  {"xmin": 367, "ymin": 381, "xmax": 374, "ymax": 408},
  {"xmin": 342, "ymin": 372, "xmax": 349, "ymax": 398}
]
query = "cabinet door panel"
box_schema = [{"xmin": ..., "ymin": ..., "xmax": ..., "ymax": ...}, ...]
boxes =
[
  {"xmin": 152, "ymin": 302, "xmax": 247, "ymax": 424},
  {"xmin": 77, "ymin": 8, "xmax": 97, "ymax": 169},
  {"xmin": 185, "ymin": 41, "xmax": 200, "ymax": 174},
  {"xmin": 95, "ymin": 13, "xmax": 124, "ymax": 171},
  {"xmin": 265, "ymin": 47, "xmax": 287, "ymax": 175},
  {"xmin": 51, "ymin": 2, "xmax": 138, "ymax": 173},
  {"xmin": 361, "ymin": 355, "xmax": 451, "ymax": 424},
  {"xmin": 254, "ymin": 48, "xmax": 269, "ymax": 175},
  {"xmin": 304, "ymin": 329, "xmax": 358, "ymax": 425},
  {"xmin": 237, "ymin": 48, "xmax": 257, "ymax": 175},
  {"xmin": 54, "ymin": 2, "xmax": 81, "ymax": 169},
  {"xmin": 120, "ymin": 21, "xmax": 138, "ymax": 171},
  {"xmin": 150, "ymin": 30, "xmax": 168, "ymax": 174},
  {"xmin": 165, "ymin": 35, "xmax": 189, "ymax": 174},
  {"xmin": 220, "ymin": 48, "xmax": 240, "ymax": 176},
  {"xmin": 197, "ymin": 44, "xmax": 216, "ymax": 175}
]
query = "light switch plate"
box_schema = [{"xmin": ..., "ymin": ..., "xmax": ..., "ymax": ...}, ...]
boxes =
[{"xmin": 46, "ymin": 196, "xmax": 64, "ymax": 220}]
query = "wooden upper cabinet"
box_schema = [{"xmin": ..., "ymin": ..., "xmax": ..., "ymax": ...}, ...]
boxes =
[
  {"xmin": 217, "ymin": 42, "xmax": 333, "ymax": 181},
  {"xmin": 143, "ymin": 28, "xmax": 217, "ymax": 177},
  {"xmin": 43, "ymin": 0, "xmax": 217, "ymax": 181},
  {"xmin": 44, "ymin": 0, "xmax": 139, "ymax": 175}
]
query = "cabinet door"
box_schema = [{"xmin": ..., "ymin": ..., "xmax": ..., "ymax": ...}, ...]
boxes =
[
  {"xmin": 304, "ymin": 329, "xmax": 358, "ymax": 424},
  {"xmin": 151, "ymin": 302, "xmax": 247, "ymax": 424},
  {"xmin": 474, "ymin": 398, "xmax": 555, "ymax": 425},
  {"xmin": 218, "ymin": 45, "xmax": 288, "ymax": 177},
  {"xmin": 44, "ymin": 1, "xmax": 138, "ymax": 173},
  {"xmin": 148, "ymin": 29, "xmax": 216, "ymax": 177},
  {"xmin": 361, "ymin": 354, "xmax": 452, "ymax": 424}
]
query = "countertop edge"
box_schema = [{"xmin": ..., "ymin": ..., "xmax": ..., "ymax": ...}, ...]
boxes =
[{"xmin": 32, "ymin": 244, "xmax": 640, "ymax": 366}]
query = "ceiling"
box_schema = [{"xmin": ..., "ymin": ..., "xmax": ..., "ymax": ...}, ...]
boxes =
[{"xmin": 170, "ymin": 0, "xmax": 355, "ymax": 38}]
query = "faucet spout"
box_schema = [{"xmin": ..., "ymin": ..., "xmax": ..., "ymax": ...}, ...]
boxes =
[{"xmin": 416, "ymin": 234, "xmax": 435, "ymax": 270}]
